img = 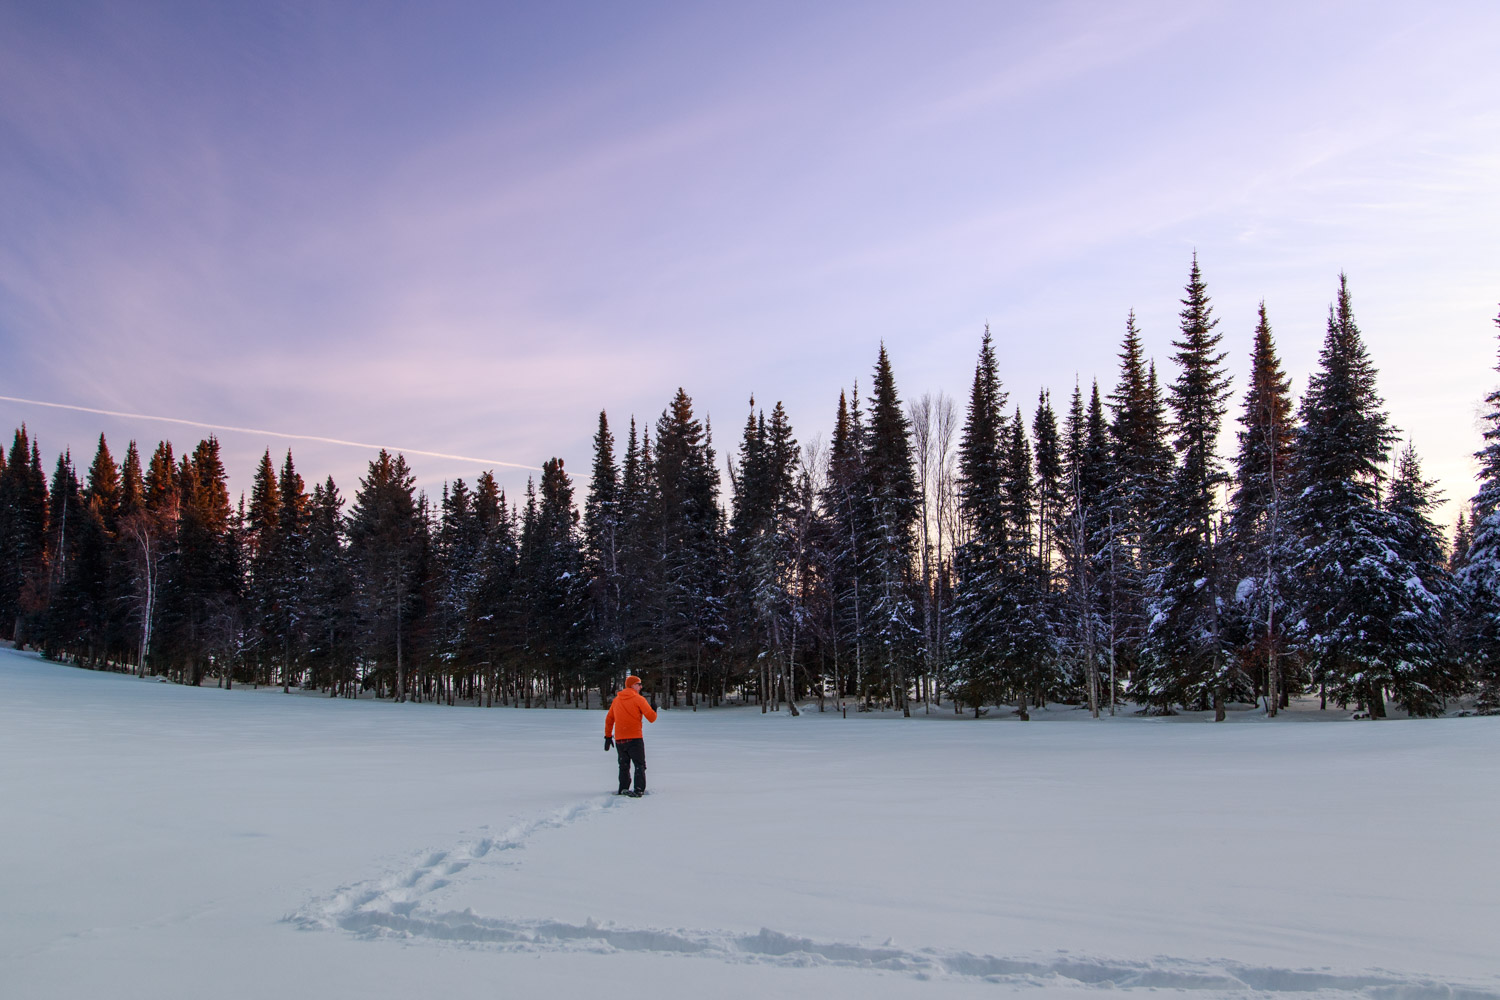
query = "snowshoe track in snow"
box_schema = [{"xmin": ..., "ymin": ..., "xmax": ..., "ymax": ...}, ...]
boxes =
[{"xmin": 289, "ymin": 797, "xmax": 1500, "ymax": 997}]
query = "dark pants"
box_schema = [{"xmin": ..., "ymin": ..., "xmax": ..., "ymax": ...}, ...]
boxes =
[{"xmin": 615, "ymin": 738, "xmax": 646, "ymax": 794}]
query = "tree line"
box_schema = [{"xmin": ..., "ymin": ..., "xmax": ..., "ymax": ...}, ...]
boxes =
[{"xmin": 3, "ymin": 260, "xmax": 1498, "ymax": 718}]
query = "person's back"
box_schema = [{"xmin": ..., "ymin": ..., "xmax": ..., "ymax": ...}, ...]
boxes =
[
  {"xmin": 604, "ymin": 676, "xmax": 656, "ymax": 795},
  {"xmin": 606, "ymin": 686, "xmax": 655, "ymax": 739}
]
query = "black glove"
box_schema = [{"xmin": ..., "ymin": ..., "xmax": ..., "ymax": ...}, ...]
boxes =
[{"xmin": 604, "ymin": 736, "xmax": 613, "ymax": 751}]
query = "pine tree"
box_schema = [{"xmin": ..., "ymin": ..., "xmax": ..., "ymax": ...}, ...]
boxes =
[
  {"xmin": 652, "ymin": 389, "xmax": 726, "ymax": 706},
  {"xmin": 1287, "ymin": 276, "xmax": 1403, "ymax": 716},
  {"xmin": 949, "ymin": 330, "xmax": 1008, "ymax": 716},
  {"xmin": 998, "ymin": 405, "xmax": 1056, "ymax": 715},
  {"xmin": 348, "ymin": 450, "xmax": 424, "ymax": 701},
  {"xmin": 119, "ymin": 441, "xmax": 178, "ymax": 673},
  {"xmin": 820, "ymin": 388, "xmax": 867, "ymax": 710},
  {"xmin": 304, "ymin": 476, "xmax": 354, "ymax": 695},
  {"xmin": 730, "ymin": 399, "xmax": 801, "ymax": 713},
  {"xmin": 469, "ymin": 470, "xmax": 517, "ymax": 706},
  {"xmin": 245, "ymin": 450, "xmax": 282, "ymax": 683},
  {"xmin": 1450, "ymin": 509, "xmax": 1471, "ymax": 573},
  {"xmin": 1138, "ymin": 256, "xmax": 1235, "ymax": 717},
  {"xmin": 37, "ymin": 451, "xmax": 84, "ymax": 659},
  {"xmin": 274, "ymin": 452, "xmax": 310, "ymax": 691},
  {"xmin": 119, "ymin": 442, "xmax": 144, "ymax": 518},
  {"xmin": 1456, "ymin": 305, "xmax": 1500, "ymax": 712},
  {"xmin": 1382, "ymin": 444, "xmax": 1460, "ymax": 715},
  {"xmin": 517, "ymin": 457, "xmax": 586, "ymax": 704},
  {"xmin": 156, "ymin": 437, "xmax": 242, "ymax": 686},
  {"xmin": 0, "ymin": 426, "xmax": 48, "ymax": 645},
  {"xmin": 73, "ymin": 435, "xmax": 121, "ymax": 665},
  {"xmin": 861, "ymin": 346, "xmax": 919, "ymax": 714},
  {"xmin": 1032, "ymin": 390, "xmax": 1064, "ymax": 583},
  {"xmin": 1101, "ymin": 314, "xmax": 1172, "ymax": 707},
  {"xmin": 584, "ymin": 411, "xmax": 624, "ymax": 681},
  {"xmin": 1055, "ymin": 380, "xmax": 1111, "ymax": 712},
  {"xmin": 434, "ymin": 478, "xmax": 477, "ymax": 680},
  {"xmin": 1226, "ymin": 303, "xmax": 1296, "ymax": 714},
  {"xmin": 616, "ymin": 418, "xmax": 660, "ymax": 683}
]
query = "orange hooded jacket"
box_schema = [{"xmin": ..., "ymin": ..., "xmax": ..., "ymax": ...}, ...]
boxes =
[{"xmin": 605, "ymin": 687, "xmax": 658, "ymax": 741}]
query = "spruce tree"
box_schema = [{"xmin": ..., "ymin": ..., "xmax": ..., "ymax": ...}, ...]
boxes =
[
  {"xmin": 119, "ymin": 442, "xmax": 144, "ymax": 518},
  {"xmin": 652, "ymin": 389, "xmax": 726, "ymax": 706},
  {"xmin": 434, "ymin": 477, "xmax": 481, "ymax": 692},
  {"xmin": 998, "ymin": 405, "xmax": 1056, "ymax": 715},
  {"xmin": 37, "ymin": 451, "xmax": 84, "ymax": 659},
  {"xmin": 304, "ymin": 476, "xmax": 353, "ymax": 695},
  {"xmin": 1138, "ymin": 256, "xmax": 1235, "ymax": 717},
  {"xmin": 861, "ymin": 346, "xmax": 919, "ymax": 714},
  {"xmin": 729, "ymin": 399, "xmax": 802, "ymax": 712},
  {"xmin": 1056, "ymin": 381, "xmax": 1111, "ymax": 712},
  {"xmin": 518, "ymin": 457, "xmax": 586, "ymax": 703},
  {"xmin": 245, "ymin": 450, "xmax": 282, "ymax": 683},
  {"xmin": 819, "ymin": 388, "xmax": 867, "ymax": 709},
  {"xmin": 75, "ymin": 435, "xmax": 122, "ymax": 665},
  {"xmin": 348, "ymin": 450, "xmax": 424, "ymax": 701},
  {"xmin": 1382, "ymin": 444, "xmax": 1459, "ymax": 715},
  {"xmin": 274, "ymin": 452, "xmax": 310, "ymax": 691},
  {"xmin": 949, "ymin": 330, "xmax": 1008, "ymax": 716},
  {"xmin": 616, "ymin": 418, "xmax": 660, "ymax": 682},
  {"xmin": 1032, "ymin": 390, "xmax": 1063, "ymax": 583},
  {"xmin": 1287, "ymin": 276, "xmax": 1403, "ymax": 716},
  {"xmin": 1456, "ymin": 305, "xmax": 1500, "ymax": 712},
  {"xmin": 584, "ymin": 411, "xmax": 623, "ymax": 681},
  {"xmin": 119, "ymin": 441, "xmax": 178, "ymax": 673},
  {"xmin": 469, "ymin": 470, "xmax": 517, "ymax": 706},
  {"xmin": 1450, "ymin": 509, "xmax": 1471, "ymax": 573},
  {"xmin": 157, "ymin": 437, "xmax": 241, "ymax": 686},
  {"xmin": 0, "ymin": 426, "xmax": 48, "ymax": 644},
  {"xmin": 1102, "ymin": 314, "xmax": 1172, "ymax": 706},
  {"xmin": 1226, "ymin": 303, "xmax": 1296, "ymax": 714}
]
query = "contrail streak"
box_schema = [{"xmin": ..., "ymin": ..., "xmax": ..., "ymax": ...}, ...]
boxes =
[{"xmin": 0, "ymin": 394, "xmax": 540, "ymax": 471}]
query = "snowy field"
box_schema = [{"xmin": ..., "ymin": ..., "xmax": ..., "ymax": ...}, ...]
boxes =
[{"xmin": 3, "ymin": 645, "xmax": 1498, "ymax": 1000}]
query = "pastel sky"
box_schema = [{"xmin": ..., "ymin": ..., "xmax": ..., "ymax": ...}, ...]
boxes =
[{"xmin": 3, "ymin": 1, "xmax": 1498, "ymax": 525}]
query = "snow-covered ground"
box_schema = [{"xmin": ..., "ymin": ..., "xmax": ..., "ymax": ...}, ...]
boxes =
[{"xmin": 3, "ymin": 645, "xmax": 1498, "ymax": 1000}]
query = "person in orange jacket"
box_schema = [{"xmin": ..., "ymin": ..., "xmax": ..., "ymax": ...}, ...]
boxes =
[{"xmin": 604, "ymin": 674, "xmax": 657, "ymax": 796}]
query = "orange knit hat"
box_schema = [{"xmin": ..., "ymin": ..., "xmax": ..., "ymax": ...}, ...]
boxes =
[{"xmin": 625, "ymin": 675, "xmax": 643, "ymax": 687}]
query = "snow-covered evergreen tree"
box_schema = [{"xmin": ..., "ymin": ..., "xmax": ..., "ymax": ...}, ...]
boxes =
[
  {"xmin": 1225, "ymin": 303, "xmax": 1296, "ymax": 714},
  {"xmin": 998, "ymin": 405, "xmax": 1057, "ymax": 715},
  {"xmin": 948, "ymin": 330, "xmax": 1008, "ymax": 716},
  {"xmin": 1456, "ymin": 306, "xmax": 1500, "ymax": 712},
  {"xmin": 652, "ymin": 389, "xmax": 727, "ymax": 706},
  {"xmin": 820, "ymin": 388, "xmax": 868, "ymax": 708},
  {"xmin": 729, "ymin": 399, "xmax": 801, "ymax": 713},
  {"xmin": 302, "ymin": 475, "xmax": 355, "ymax": 695},
  {"xmin": 517, "ymin": 457, "xmax": 586, "ymax": 701},
  {"xmin": 861, "ymin": 346, "xmax": 920, "ymax": 715},
  {"xmin": 1382, "ymin": 444, "xmax": 1460, "ymax": 715},
  {"xmin": 1032, "ymin": 390, "xmax": 1064, "ymax": 585},
  {"xmin": 1138, "ymin": 257, "xmax": 1236, "ymax": 716},
  {"xmin": 348, "ymin": 450, "xmax": 425, "ymax": 701},
  {"xmin": 245, "ymin": 450, "xmax": 282, "ymax": 683},
  {"xmin": 1102, "ymin": 314, "xmax": 1171, "ymax": 707},
  {"xmin": 1287, "ymin": 276, "xmax": 1412, "ymax": 718},
  {"xmin": 1, "ymin": 427, "xmax": 49, "ymax": 648},
  {"xmin": 1449, "ymin": 508, "xmax": 1471, "ymax": 573},
  {"xmin": 1054, "ymin": 380, "xmax": 1112, "ymax": 712},
  {"xmin": 584, "ymin": 411, "xmax": 624, "ymax": 682}
]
